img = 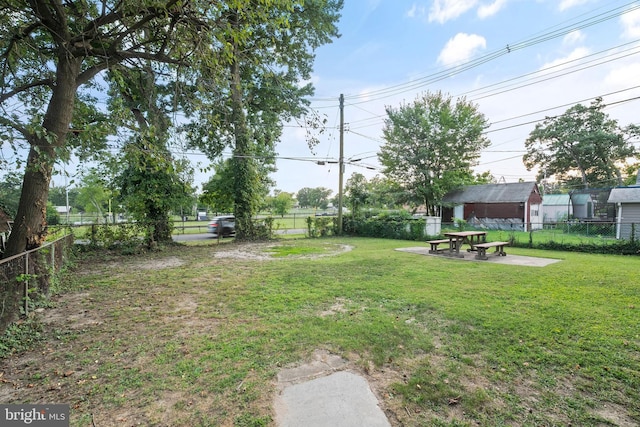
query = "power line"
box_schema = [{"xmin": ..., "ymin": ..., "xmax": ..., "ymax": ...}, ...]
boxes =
[{"xmin": 338, "ymin": 2, "xmax": 640, "ymax": 104}]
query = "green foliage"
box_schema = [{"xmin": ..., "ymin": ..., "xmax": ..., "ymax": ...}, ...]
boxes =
[
  {"xmin": 453, "ymin": 218, "xmax": 467, "ymax": 230},
  {"xmin": 87, "ymin": 223, "xmax": 148, "ymax": 254},
  {"xmin": 524, "ymin": 97, "xmax": 638, "ymax": 187},
  {"xmin": 250, "ymin": 216, "xmax": 276, "ymax": 241},
  {"xmin": 297, "ymin": 187, "xmax": 333, "ymax": 209},
  {"xmin": 45, "ymin": 202, "xmax": 61, "ymax": 226},
  {"xmin": 531, "ymin": 239, "xmax": 640, "ymax": 255},
  {"xmin": 234, "ymin": 413, "xmax": 271, "ymax": 427},
  {"xmin": 0, "ymin": 318, "xmax": 44, "ymax": 359},
  {"xmin": 269, "ymin": 192, "xmax": 294, "ymax": 217},
  {"xmin": 380, "ymin": 91, "xmax": 490, "ymax": 215},
  {"xmin": 48, "ymin": 185, "xmax": 79, "ymax": 212},
  {"xmin": 305, "ymin": 216, "xmax": 336, "ymax": 237},
  {"xmin": 343, "ymin": 211, "xmax": 429, "ymax": 240},
  {"xmin": 117, "ymin": 141, "xmax": 190, "ymax": 244},
  {"xmin": 76, "ymin": 169, "xmax": 112, "ymax": 220},
  {"xmin": 344, "ymin": 172, "xmax": 368, "ymax": 215},
  {"xmin": 0, "ymin": 171, "xmax": 23, "ymax": 217},
  {"xmin": 200, "ymin": 159, "xmax": 237, "ymax": 213},
  {"xmin": 182, "ymin": 1, "xmax": 342, "ymax": 239}
]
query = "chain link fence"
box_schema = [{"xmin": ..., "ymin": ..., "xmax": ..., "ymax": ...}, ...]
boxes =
[{"xmin": 0, "ymin": 233, "xmax": 74, "ymax": 332}]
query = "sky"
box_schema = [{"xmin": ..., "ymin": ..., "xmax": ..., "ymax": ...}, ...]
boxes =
[{"xmin": 264, "ymin": 0, "xmax": 640, "ymax": 195}]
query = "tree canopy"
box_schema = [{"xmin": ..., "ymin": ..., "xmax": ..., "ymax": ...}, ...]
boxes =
[
  {"xmin": 524, "ymin": 97, "xmax": 639, "ymax": 188},
  {"xmin": 183, "ymin": 0, "xmax": 342, "ymax": 238},
  {"xmin": 379, "ymin": 91, "xmax": 490, "ymax": 215},
  {"xmin": 296, "ymin": 187, "xmax": 333, "ymax": 209},
  {"xmin": 1, "ymin": 0, "xmax": 342, "ymax": 256}
]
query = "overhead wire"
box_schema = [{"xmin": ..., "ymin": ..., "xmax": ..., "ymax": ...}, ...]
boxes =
[{"xmin": 338, "ymin": 1, "xmax": 640, "ymax": 104}]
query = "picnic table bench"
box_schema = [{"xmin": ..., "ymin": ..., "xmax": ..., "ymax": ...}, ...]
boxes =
[
  {"xmin": 474, "ymin": 241, "xmax": 509, "ymax": 260},
  {"xmin": 426, "ymin": 239, "xmax": 455, "ymax": 254}
]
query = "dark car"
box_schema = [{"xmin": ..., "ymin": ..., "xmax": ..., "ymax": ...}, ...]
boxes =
[{"xmin": 207, "ymin": 215, "xmax": 236, "ymax": 238}]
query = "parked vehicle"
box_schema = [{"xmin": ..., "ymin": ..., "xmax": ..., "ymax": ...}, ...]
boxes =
[{"xmin": 207, "ymin": 215, "xmax": 236, "ymax": 238}]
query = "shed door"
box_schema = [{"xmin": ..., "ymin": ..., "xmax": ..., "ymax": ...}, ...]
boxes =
[{"xmin": 529, "ymin": 203, "xmax": 542, "ymax": 230}]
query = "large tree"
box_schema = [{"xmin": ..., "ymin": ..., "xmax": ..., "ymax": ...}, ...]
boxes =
[
  {"xmin": 344, "ymin": 172, "xmax": 369, "ymax": 215},
  {"xmin": 524, "ymin": 97, "xmax": 639, "ymax": 188},
  {"xmin": 0, "ymin": 0, "xmax": 210, "ymax": 257},
  {"xmin": 108, "ymin": 65, "xmax": 194, "ymax": 244},
  {"xmin": 270, "ymin": 191, "xmax": 295, "ymax": 217},
  {"xmin": 296, "ymin": 187, "xmax": 333, "ymax": 209},
  {"xmin": 183, "ymin": 1, "xmax": 342, "ymax": 239},
  {"xmin": 379, "ymin": 91, "xmax": 490, "ymax": 215}
]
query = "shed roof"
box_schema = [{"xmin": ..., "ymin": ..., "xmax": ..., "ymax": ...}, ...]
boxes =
[
  {"xmin": 543, "ymin": 194, "xmax": 570, "ymax": 206},
  {"xmin": 607, "ymin": 187, "xmax": 640, "ymax": 203},
  {"xmin": 442, "ymin": 182, "xmax": 539, "ymax": 204},
  {"xmin": 570, "ymin": 193, "xmax": 593, "ymax": 204}
]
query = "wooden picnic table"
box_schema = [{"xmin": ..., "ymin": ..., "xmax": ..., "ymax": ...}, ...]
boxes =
[{"xmin": 443, "ymin": 231, "xmax": 487, "ymax": 258}]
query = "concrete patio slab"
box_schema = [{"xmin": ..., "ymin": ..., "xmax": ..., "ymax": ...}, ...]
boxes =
[{"xmin": 396, "ymin": 246, "xmax": 561, "ymax": 267}]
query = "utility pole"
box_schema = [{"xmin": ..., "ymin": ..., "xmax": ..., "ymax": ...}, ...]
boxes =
[{"xmin": 337, "ymin": 94, "xmax": 344, "ymax": 235}]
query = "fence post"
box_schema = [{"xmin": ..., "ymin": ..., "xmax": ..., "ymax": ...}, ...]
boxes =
[{"xmin": 23, "ymin": 253, "xmax": 29, "ymax": 316}]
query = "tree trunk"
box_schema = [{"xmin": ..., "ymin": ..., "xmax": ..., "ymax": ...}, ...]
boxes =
[
  {"xmin": 3, "ymin": 54, "xmax": 80, "ymax": 257},
  {"xmin": 4, "ymin": 145, "xmax": 54, "ymax": 256},
  {"xmin": 229, "ymin": 10, "xmax": 255, "ymax": 240}
]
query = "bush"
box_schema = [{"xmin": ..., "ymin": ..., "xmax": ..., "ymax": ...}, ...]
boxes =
[
  {"xmin": 306, "ymin": 216, "xmax": 336, "ymax": 237},
  {"xmin": 85, "ymin": 222, "xmax": 147, "ymax": 253},
  {"xmin": 343, "ymin": 211, "xmax": 430, "ymax": 241}
]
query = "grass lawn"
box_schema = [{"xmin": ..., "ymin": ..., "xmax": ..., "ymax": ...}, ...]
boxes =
[{"xmin": 1, "ymin": 237, "xmax": 638, "ymax": 426}]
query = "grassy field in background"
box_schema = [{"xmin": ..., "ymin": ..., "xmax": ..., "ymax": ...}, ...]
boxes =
[{"xmin": 1, "ymin": 237, "xmax": 638, "ymax": 426}]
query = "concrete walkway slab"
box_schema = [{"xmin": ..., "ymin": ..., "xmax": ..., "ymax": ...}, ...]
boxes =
[
  {"xmin": 396, "ymin": 246, "xmax": 561, "ymax": 267},
  {"xmin": 274, "ymin": 351, "xmax": 390, "ymax": 427},
  {"xmin": 274, "ymin": 371, "xmax": 391, "ymax": 427}
]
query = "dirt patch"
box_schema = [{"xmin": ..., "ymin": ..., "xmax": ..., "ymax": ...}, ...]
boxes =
[
  {"xmin": 212, "ymin": 242, "xmax": 353, "ymax": 261},
  {"xmin": 319, "ymin": 297, "xmax": 351, "ymax": 317},
  {"xmin": 136, "ymin": 256, "xmax": 185, "ymax": 270},
  {"xmin": 592, "ymin": 402, "xmax": 637, "ymax": 427}
]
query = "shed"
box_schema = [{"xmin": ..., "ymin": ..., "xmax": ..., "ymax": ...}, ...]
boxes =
[
  {"xmin": 442, "ymin": 182, "xmax": 543, "ymax": 231},
  {"xmin": 570, "ymin": 193, "xmax": 595, "ymax": 219},
  {"xmin": 607, "ymin": 186, "xmax": 640, "ymax": 240},
  {"xmin": 54, "ymin": 206, "xmax": 71, "ymax": 215},
  {"xmin": 542, "ymin": 194, "xmax": 572, "ymax": 221}
]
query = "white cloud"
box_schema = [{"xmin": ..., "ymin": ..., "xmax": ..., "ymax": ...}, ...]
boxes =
[
  {"xmin": 437, "ymin": 33, "xmax": 487, "ymax": 66},
  {"xmin": 406, "ymin": 3, "xmax": 425, "ymax": 18},
  {"xmin": 429, "ymin": 0, "xmax": 478, "ymax": 24},
  {"xmin": 621, "ymin": 8, "xmax": 640, "ymax": 39},
  {"xmin": 558, "ymin": 0, "xmax": 590, "ymax": 12},
  {"xmin": 563, "ymin": 30, "xmax": 585, "ymax": 45},
  {"xmin": 477, "ymin": 0, "xmax": 508, "ymax": 19},
  {"xmin": 604, "ymin": 63, "xmax": 640, "ymax": 89},
  {"xmin": 539, "ymin": 47, "xmax": 591, "ymax": 71}
]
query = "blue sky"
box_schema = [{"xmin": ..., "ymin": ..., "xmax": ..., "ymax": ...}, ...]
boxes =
[{"xmin": 269, "ymin": 0, "xmax": 640, "ymax": 195}]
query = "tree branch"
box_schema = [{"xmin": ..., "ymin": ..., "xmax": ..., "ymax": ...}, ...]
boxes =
[
  {"xmin": 0, "ymin": 115, "xmax": 32, "ymax": 142},
  {"xmin": 0, "ymin": 78, "xmax": 55, "ymax": 103}
]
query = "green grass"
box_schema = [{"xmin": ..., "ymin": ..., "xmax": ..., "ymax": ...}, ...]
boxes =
[{"xmin": 3, "ymin": 237, "xmax": 639, "ymax": 426}]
